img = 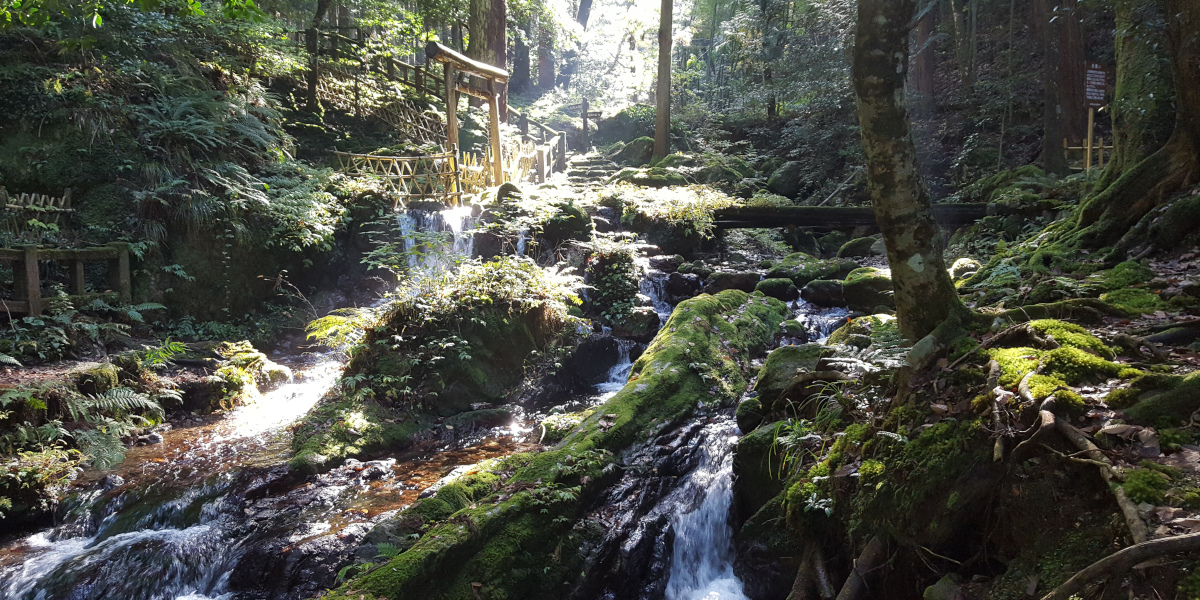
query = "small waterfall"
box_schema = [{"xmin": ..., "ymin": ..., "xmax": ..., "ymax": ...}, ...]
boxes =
[
  {"xmin": 515, "ymin": 228, "xmax": 529, "ymax": 257},
  {"xmin": 639, "ymin": 269, "xmax": 674, "ymax": 325},
  {"xmin": 790, "ymin": 298, "xmax": 851, "ymax": 343},
  {"xmin": 394, "ymin": 205, "xmax": 479, "ymax": 276},
  {"xmin": 594, "ymin": 338, "xmax": 636, "ymax": 396},
  {"xmin": 662, "ymin": 419, "xmax": 749, "ymax": 600}
]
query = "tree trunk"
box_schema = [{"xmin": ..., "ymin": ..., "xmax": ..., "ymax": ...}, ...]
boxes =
[
  {"xmin": 654, "ymin": 0, "xmax": 674, "ymax": 160},
  {"xmin": 1074, "ymin": 0, "xmax": 1200, "ymax": 245},
  {"xmin": 912, "ymin": 8, "xmax": 936, "ymax": 116},
  {"xmin": 511, "ymin": 26, "xmax": 531, "ymax": 95},
  {"xmin": 1059, "ymin": 0, "xmax": 1087, "ymax": 142},
  {"xmin": 467, "ymin": 0, "xmax": 487, "ymax": 108},
  {"xmin": 1040, "ymin": 0, "xmax": 1069, "ymax": 177},
  {"xmin": 489, "ymin": 0, "xmax": 507, "ymax": 121},
  {"xmin": 853, "ymin": 0, "xmax": 970, "ymax": 341},
  {"xmin": 537, "ymin": 24, "xmax": 554, "ymax": 91},
  {"xmin": 1099, "ymin": 0, "xmax": 1175, "ymax": 188},
  {"xmin": 577, "ymin": 0, "xmax": 593, "ymax": 28}
]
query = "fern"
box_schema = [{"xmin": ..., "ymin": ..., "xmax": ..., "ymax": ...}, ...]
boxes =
[
  {"xmin": 0, "ymin": 353, "xmax": 22, "ymax": 367},
  {"xmin": 65, "ymin": 387, "xmax": 164, "ymax": 423},
  {"xmin": 74, "ymin": 427, "xmax": 127, "ymax": 469}
]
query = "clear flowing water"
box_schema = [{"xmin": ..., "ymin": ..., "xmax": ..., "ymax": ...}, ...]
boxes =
[
  {"xmin": 594, "ymin": 338, "xmax": 636, "ymax": 396},
  {"xmin": 395, "ymin": 205, "xmax": 478, "ymax": 275},
  {"xmin": 662, "ymin": 419, "xmax": 749, "ymax": 600},
  {"xmin": 0, "ymin": 356, "xmax": 341, "ymax": 600}
]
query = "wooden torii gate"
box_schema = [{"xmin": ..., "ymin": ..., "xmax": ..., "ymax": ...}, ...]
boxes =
[{"xmin": 425, "ymin": 41, "xmax": 509, "ymax": 185}]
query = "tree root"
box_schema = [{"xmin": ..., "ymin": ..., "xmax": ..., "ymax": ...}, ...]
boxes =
[
  {"xmin": 835, "ymin": 536, "xmax": 888, "ymax": 600},
  {"xmin": 1011, "ymin": 396, "xmax": 1057, "ymax": 464},
  {"xmin": 790, "ymin": 545, "xmax": 836, "ymax": 600},
  {"xmin": 988, "ymin": 360, "xmax": 1006, "ymax": 462},
  {"xmin": 991, "ymin": 298, "xmax": 1130, "ymax": 325},
  {"xmin": 1053, "ymin": 420, "xmax": 1149, "ymax": 544},
  {"xmin": 1039, "ymin": 532, "xmax": 1200, "ymax": 600}
]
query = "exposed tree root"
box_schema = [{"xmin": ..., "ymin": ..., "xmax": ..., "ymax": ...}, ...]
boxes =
[
  {"xmin": 1040, "ymin": 532, "xmax": 1200, "ymax": 600},
  {"xmin": 835, "ymin": 536, "xmax": 888, "ymax": 600},
  {"xmin": 992, "ymin": 299, "xmax": 1129, "ymax": 325},
  {"xmin": 1053, "ymin": 420, "xmax": 1149, "ymax": 544},
  {"xmin": 1011, "ymin": 396, "xmax": 1057, "ymax": 464},
  {"xmin": 988, "ymin": 360, "xmax": 1006, "ymax": 462}
]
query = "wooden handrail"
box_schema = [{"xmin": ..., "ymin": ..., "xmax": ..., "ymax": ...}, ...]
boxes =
[
  {"xmin": 424, "ymin": 41, "xmax": 510, "ymax": 83},
  {"xmin": 0, "ymin": 243, "xmax": 131, "ymax": 316}
]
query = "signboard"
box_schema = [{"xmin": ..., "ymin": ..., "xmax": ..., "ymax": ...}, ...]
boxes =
[{"xmin": 1085, "ymin": 62, "xmax": 1107, "ymax": 108}]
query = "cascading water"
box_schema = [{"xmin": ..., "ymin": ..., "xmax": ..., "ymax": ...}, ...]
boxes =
[
  {"xmin": 790, "ymin": 298, "xmax": 850, "ymax": 343},
  {"xmin": 594, "ymin": 338, "xmax": 636, "ymax": 397},
  {"xmin": 639, "ymin": 269, "xmax": 674, "ymax": 325},
  {"xmin": 661, "ymin": 418, "xmax": 749, "ymax": 600},
  {"xmin": 0, "ymin": 358, "xmax": 341, "ymax": 600},
  {"xmin": 395, "ymin": 205, "xmax": 479, "ymax": 275}
]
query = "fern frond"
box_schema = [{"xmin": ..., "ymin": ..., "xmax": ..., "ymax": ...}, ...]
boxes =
[
  {"xmin": 74, "ymin": 428, "xmax": 126, "ymax": 469},
  {"xmin": 0, "ymin": 353, "xmax": 21, "ymax": 367}
]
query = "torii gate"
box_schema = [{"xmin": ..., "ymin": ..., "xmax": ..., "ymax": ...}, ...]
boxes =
[{"xmin": 425, "ymin": 42, "xmax": 509, "ymax": 185}]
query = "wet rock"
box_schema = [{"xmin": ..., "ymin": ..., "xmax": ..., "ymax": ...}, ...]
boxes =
[
  {"xmin": 766, "ymin": 253, "xmax": 856, "ymax": 288},
  {"xmin": 700, "ymin": 270, "xmax": 760, "ymax": 294},
  {"xmin": 73, "ymin": 363, "xmax": 120, "ymax": 396},
  {"xmin": 101, "ymin": 474, "xmax": 125, "ymax": 491},
  {"xmin": 357, "ymin": 459, "xmax": 397, "ymax": 482},
  {"xmin": 924, "ymin": 574, "xmax": 965, "ymax": 600},
  {"xmin": 801, "ymin": 279, "xmax": 846, "ymax": 307},
  {"xmin": 843, "ymin": 267, "xmax": 894, "ymax": 313},
  {"xmin": 143, "ymin": 432, "xmax": 164, "ymax": 445},
  {"xmin": 754, "ymin": 344, "xmax": 828, "ymax": 409},
  {"xmin": 665, "ymin": 272, "xmax": 703, "ymax": 303},
  {"xmin": 612, "ymin": 307, "xmax": 661, "ymax": 342},
  {"xmin": 648, "ymin": 254, "xmax": 685, "ymax": 273},
  {"xmin": 755, "ymin": 278, "xmax": 800, "ymax": 301}
]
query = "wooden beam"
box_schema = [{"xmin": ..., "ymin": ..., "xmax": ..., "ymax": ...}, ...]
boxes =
[
  {"xmin": 444, "ymin": 64, "xmax": 459, "ymax": 149},
  {"xmin": 712, "ymin": 203, "xmax": 996, "ymax": 230},
  {"xmin": 487, "ymin": 80, "xmax": 504, "ymax": 185},
  {"xmin": 20, "ymin": 245, "xmax": 41, "ymax": 316},
  {"xmin": 425, "ymin": 41, "xmax": 510, "ymax": 83},
  {"xmin": 454, "ymin": 83, "xmax": 495, "ymax": 101}
]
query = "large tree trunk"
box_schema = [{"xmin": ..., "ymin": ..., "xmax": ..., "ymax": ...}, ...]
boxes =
[
  {"xmin": 853, "ymin": 0, "xmax": 970, "ymax": 341},
  {"xmin": 511, "ymin": 25, "xmax": 531, "ymax": 95},
  {"xmin": 1099, "ymin": 0, "xmax": 1175, "ymax": 188},
  {"xmin": 1039, "ymin": 0, "xmax": 1069, "ymax": 176},
  {"xmin": 1074, "ymin": 0, "xmax": 1200, "ymax": 245},
  {"xmin": 653, "ymin": 0, "xmax": 673, "ymax": 160},
  {"xmin": 911, "ymin": 8, "xmax": 936, "ymax": 117},
  {"xmin": 537, "ymin": 24, "xmax": 554, "ymax": 91},
  {"xmin": 1059, "ymin": 0, "xmax": 1087, "ymax": 142},
  {"xmin": 577, "ymin": 0, "xmax": 593, "ymax": 28}
]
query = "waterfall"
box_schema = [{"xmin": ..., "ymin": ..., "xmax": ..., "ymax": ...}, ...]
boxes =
[
  {"xmin": 790, "ymin": 298, "xmax": 851, "ymax": 343},
  {"xmin": 639, "ymin": 268, "xmax": 674, "ymax": 326},
  {"xmin": 662, "ymin": 419, "xmax": 749, "ymax": 600},
  {"xmin": 594, "ymin": 338, "xmax": 636, "ymax": 396},
  {"xmin": 394, "ymin": 205, "xmax": 479, "ymax": 276}
]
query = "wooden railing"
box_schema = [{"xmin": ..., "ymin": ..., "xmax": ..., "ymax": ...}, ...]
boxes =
[
  {"xmin": 2, "ymin": 187, "xmax": 74, "ymax": 234},
  {"xmin": 334, "ymin": 150, "xmax": 464, "ymax": 206},
  {"xmin": 0, "ymin": 243, "xmax": 131, "ymax": 316}
]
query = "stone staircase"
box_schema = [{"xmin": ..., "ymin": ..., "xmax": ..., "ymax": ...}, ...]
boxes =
[{"xmin": 565, "ymin": 152, "xmax": 622, "ymax": 188}]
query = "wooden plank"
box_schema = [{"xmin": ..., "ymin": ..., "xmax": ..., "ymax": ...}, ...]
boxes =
[
  {"xmin": 712, "ymin": 203, "xmax": 995, "ymax": 230},
  {"xmin": 424, "ymin": 41, "xmax": 510, "ymax": 83},
  {"xmin": 36, "ymin": 248, "xmax": 118, "ymax": 260},
  {"xmin": 21, "ymin": 245, "xmax": 41, "ymax": 316},
  {"xmin": 69, "ymin": 258, "xmax": 85, "ymax": 296},
  {"xmin": 108, "ymin": 242, "xmax": 132, "ymax": 304},
  {"xmin": 0, "ymin": 300, "xmax": 30, "ymax": 314}
]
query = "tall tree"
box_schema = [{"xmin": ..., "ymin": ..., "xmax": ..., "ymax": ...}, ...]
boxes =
[
  {"xmin": 853, "ymin": 0, "xmax": 969, "ymax": 341},
  {"xmin": 1059, "ymin": 0, "xmax": 1087, "ymax": 142},
  {"xmin": 653, "ymin": 0, "xmax": 673, "ymax": 160},
  {"xmin": 537, "ymin": 24, "xmax": 554, "ymax": 90},
  {"xmin": 466, "ymin": 0, "xmax": 507, "ymax": 118},
  {"xmin": 576, "ymin": 0, "xmax": 593, "ymax": 28},
  {"xmin": 911, "ymin": 8, "xmax": 936, "ymax": 117},
  {"xmin": 1039, "ymin": 0, "xmax": 1069, "ymax": 176},
  {"xmin": 1075, "ymin": 0, "xmax": 1199, "ymax": 244}
]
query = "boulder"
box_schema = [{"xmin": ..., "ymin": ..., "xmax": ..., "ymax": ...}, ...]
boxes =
[
  {"xmin": 648, "ymin": 254, "xmax": 685, "ymax": 273},
  {"xmin": 800, "ymin": 279, "xmax": 846, "ymax": 307},
  {"xmin": 611, "ymin": 136, "xmax": 654, "ymax": 166},
  {"xmin": 541, "ymin": 201, "xmax": 594, "ymax": 246},
  {"xmin": 610, "ymin": 166, "xmax": 688, "ymax": 188},
  {"xmin": 766, "ymin": 161, "xmax": 805, "ymax": 198},
  {"xmin": 73, "ymin": 363, "xmax": 120, "ymax": 396},
  {"xmin": 817, "ymin": 230, "xmax": 850, "ymax": 257},
  {"xmin": 837, "ymin": 236, "xmax": 879, "ymax": 258},
  {"xmin": 665, "ymin": 271, "xmax": 703, "ymax": 303},
  {"xmin": 755, "ymin": 278, "xmax": 800, "ymax": 301},
  {"xmin": 612, "ymin": 307, "xmax": 661, "ymax": 342},
  {"xmin": 766, "ymin": 253, "xmax": 857, "ymax": 288},
  {"xmin": 949, "ymin": 257, "xmax": 982, "ymax": 281},
  {"xmin": 753, "ymin": 344, "xmax": 827, "ymax": 409},
  {"xmin": 842, "ymin": 267, "xmax": 894, "ymax": 313},
  {"xmin": 704, "ymin": 271, "xmax": 761, "ymax": 294}
]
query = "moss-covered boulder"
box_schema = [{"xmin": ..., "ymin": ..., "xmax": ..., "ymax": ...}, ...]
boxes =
[
  {"xmin": 1124, "ymin": 371, "xmax": 1200, "ymax": 425},
  {"xmin": 827, "ymin": 314, "xmax": 902, "ymax": 348},
  {"xmin": 949, "ymin": 257, "xmax": 982, "ymax": 281},
  {"xmin": 766, "ymin": 161, "xmax": 805, "ymax": 198},
  {"xmin": 800, "ymin": 279, "xmax": 846, "ymax": 307},
  {"xmin": 611, "ymin": 306, "xmax": 661, "ymax": 342},
  {"xmin": 842, "ymin": 267, "xmax": 894, "ymax": 313},
  {"xmin": 765, "ymin": 253, "xmax": 857, "ymax": 288},
  {"xmin": 817, "ymin": 231, "xmax": 850, "ymax": 257},
  {"xmin": 609, "ymin": 166, "xmax": 688, "ymax": 188},
  {"xmin": 733, "ymin": 423, "xmax": 789, "ymax": 518},
  {"xmin": 72, "ymin": 363, "xmax": 120, "ymax": 396},
  {"xmin": 704, "ymin": 271, "xmax": 761, "ymax": 294},
  {"xmin": 610, "ymin": 136, "xmax": 654, "ymax": 166},
  {"xmin": 753, "ymin": 344, "xmax": 827, "ymax": 409},
  {"xmin": 837, "ymin": 237, "xmax": 878, "ymax": 258},
  {"xmin": 323, "ymin": 290, "xmax": 789, "ymax": 600},
  {"xmin": 540, "ymin": 201, "xmax": 593, "ymax": 247},
  {"xmin": 755, "ymin": 278, "xmax": 800, "ymax": 301}
]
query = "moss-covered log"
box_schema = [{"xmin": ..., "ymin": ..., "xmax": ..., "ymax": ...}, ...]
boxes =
[{"xmin": 323, "ymin": 290, "xmax": 790, "ymax": 600}]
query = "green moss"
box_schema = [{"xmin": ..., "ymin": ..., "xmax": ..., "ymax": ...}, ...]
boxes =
[
  {"xmin": 410, "ymin": 497, "xmax": 455, "ymax": 522},
  {"xmin": 735, "ymin": 396, "xmax": 765, "ymax": 433},
  {"xmin": 837, "ymin": 237, "xmax": 878, "ymax": 258},
  {"xmin": 1123, "ymin": 468, "xmax": 1170, "ymax": 504},
  {"xmin": 540, "ymin": 409, "xmax": 595, "ymax": 444},
  {"xmin": 1028, "ymin": 320, "xmax": 1114, "ymax": 359},
  {"xmin": 765, "ymin": 253, "xmax": 857, "ymax": 288},
  {"xmin": 753, "ymin": 343, "xmax": 827, "ymax": 409},
  {"xmin": 828, "ymin": 315, "xmax": 902, "ymax": 349},
  {"xmin": 1126, "ymin": 371, "xmax": 1200, "ymax": 425},
  {"xmin": 1042, "ymin": 346, "xmax": 1138, "ymax": 384},
  {"xmin": 1089, "ymin": 260, "xmax": 1155, "ymax": 290},
  {"xmin": 1100, "ymin": 288, "xmax": 1164, "ymax": 313},
  {"xmin": 609, "ymin": 166, "xmax": 688, "ymax": 188},
  {"xmin": 754, "ymin": 278, "xmax": 799, "ymax": 301},
  {"xmin": 1180, "ymin": 565, "xmax": 1200, "ymax": 600}
]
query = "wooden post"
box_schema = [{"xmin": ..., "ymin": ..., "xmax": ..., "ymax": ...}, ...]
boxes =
[
  {"xmin": 1098, "ymin": 137, "xmax": 1105, "ymax": 169},
  {"xmin": 20, "ymin": 245, "xmax": 40, "ymax": 316},
  {"xmin": 519, "ymin": 112, "xmax": 529, "ymax": 136},
  {"xmin": 417, "ymin": 65, "xmax": 425, "ymax": 94},
  {"xmin": 581, "ymin": 97, "xmax": 590, "ymax": 149},
  {"xmin": 444, "ymin": 65, "xmax": 459, "ymax": 149},
  {"xmin": 386, "ymin": 56, "xmax": 395, "ymax": 80},
  {"xmin": 69, "ymin": 258, "xmax": 85, "ymax": 296},
  {"xmin": 1085, "ymin": 106, "xmax": 1095, "ymax": 170},
  {"xmin": 487, "ymin": 80, "xmax": 504, "ymax": 185},
  {"xmin": 556, "ymin": 135, "xmax": 567, "ymax": 172},
  {"xmin": 536, "ymin": 147, "xmax": 546, "ymax": 183},
  {"xmin": 108, "ymin": 242, "xmax": 131, "ymax": 304}
]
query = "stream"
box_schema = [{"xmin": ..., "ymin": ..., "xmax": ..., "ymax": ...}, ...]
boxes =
[{"xmin": 0, "ymin": 214, "xmax": 846, "ymax": 599}]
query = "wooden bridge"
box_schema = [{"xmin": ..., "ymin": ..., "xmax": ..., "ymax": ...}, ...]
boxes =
[
  {"xmin": 1, "ymin": 243, "xmax": 131, "ymax": 316},
  {"xmin": 711, "ymin": 203, "xmax": 996, "ymax": 230}
]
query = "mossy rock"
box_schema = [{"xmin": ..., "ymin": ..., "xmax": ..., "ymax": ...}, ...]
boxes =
[
  {"xmin": 1088, "ymin": 260, "xmax": 1155, "ymax": 290},
  {"xmin": 610, "ymin": 136, "xmax": 654, "ymax": 166},
  {"xmin": 949, "ymin": 257, "xmax": 982, "ymax": 281},
  {"xmin": 817, "ymin": 231, "xmax": 850, "ymax": 257},
  {"xmin": 753, "ymin": 343, "xmax": 827, "ymax": 408},
  {"xmin": 842, "ymin": 267, "xmax": 894, "ymax": 313},
  {"xmin": 443, "ymin": 409, "xmax": 513, "ymax": 432},
  {"xmin": 609, "ymin": 166, "xmax": 688, "ymax": 188},
  {"xmin": 72, "ymin": 363, "xmax": 120, "ymax": 396},
  {"xmin": 765, "ymin": 253, "xmax": 857, "ymax": 288},
  {"xmin": 704, "ymin": 271, "xmax": 761, "ymax": 294},
  {"xmin": 736, "ymin": 396, "xmax": 766, "ymax": 433},
  {"xmin": 540, "ymin": 201, "xmax": 593, "ymax": 246},
  {"xmin": 328, "ymin": 290, "xmax": 790, "ymax": 599},
  {"xmin": 781, "ymin": 319, "xmax": 806, "ymax": 337},
  {"xmin": 611, "ymin": 306, "xmax": 661, "ymax": 342},
  {"xmin": 784, "ymin": 229, "xmax": 822, "ymax": 257},
  {"xmin": 755, "ymin": 278, "xmax": 799, "ymax": 301},
  {"xmin": 800, "ymin": 279, "xmax": 846, "ymax": 307},
  {"xmin": 766, "ymin": 161, "xmax": 805, "ymax": 198},
  {"xmin": 837, "ymin": 237, "xmax": 878, "ymax": 258},
  {"xmin": 827, "ymin": 314, "xmax": 900, "ymax": 347},
  {"xmin": 733, "ymin": 422, "xmax": 789, "ymax": 516},
  {"xmin": 540, "ymin": 409, "xmax": 596, "ymax": 444}
]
